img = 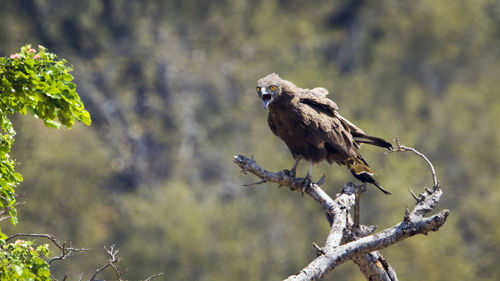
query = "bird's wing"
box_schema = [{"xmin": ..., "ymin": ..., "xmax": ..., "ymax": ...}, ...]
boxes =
[
  {"xmin": 298, "ymin": 91, "xmax": 338, "ymax": 116},
  {"xmin": 336, "ymin": 113, "xmax": 365, "ymax": 135},
  {"xmin": 295, "ymin": 93, "xmax": 360, "ymax": 160},
  {"xmin": 337, "ymin": 113, "xmax": 392, "ymax": 149},
  {"xmin": 299, "ymin": 93, "xmax": 362, "ymax": 139},
  {"xmin": 310, "ymin": 87, "xmax": 329, "ymax": 97}
]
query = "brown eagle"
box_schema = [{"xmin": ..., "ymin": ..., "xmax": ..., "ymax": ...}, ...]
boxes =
[{"xmin": 256, "ymin": 73, "xmax": 392, "ymax": 194}]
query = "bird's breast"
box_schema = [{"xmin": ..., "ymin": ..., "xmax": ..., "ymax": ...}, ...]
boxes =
[{"xmin": 269, "ymin": 106, "xmax": 326, "ymax": 163}]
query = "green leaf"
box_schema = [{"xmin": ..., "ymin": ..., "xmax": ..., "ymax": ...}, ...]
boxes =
[
  {"xmin": 80, "ymin": 110, "xmax": 92, "ymax": 126},
  {"xmin": 9, "ymin": 209, "xmax": 18, "ymax": 224},
  {"xmin": 13, "ymin": 172, "xmax": 23, "ymax": 182},
  {"xmin": 43, "ymin": 119, "xmax": 61, "ymax": 129},
  {"xmin": 0, "ymin": 230, "xmax": 7, "ymax": 241}
]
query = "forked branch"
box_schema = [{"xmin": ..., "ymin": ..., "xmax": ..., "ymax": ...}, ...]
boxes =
[
  {"xmin": 233, "ymin": 143, "xmax": 448, "ymax": 281},
  {"xmin": 388, "ymin": 138, "xmax": 439, "ymax": 188},
  {"xmin": 6, "ymin": 233, "xmax": 91, "ymax": 264}
]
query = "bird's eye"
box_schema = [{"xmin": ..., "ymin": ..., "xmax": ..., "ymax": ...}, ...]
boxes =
[
  {"xmin": 256, "ymin": 87, "xmax": 261, "ymax": 93},
  {"xmin": 270, "ymin": 85, "xmax": 276, "ymax": 91}
]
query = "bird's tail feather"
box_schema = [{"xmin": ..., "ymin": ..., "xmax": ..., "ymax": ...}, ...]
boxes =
[
  {"xmin": 352, "ymin": 133, "xmax": 393, "ymax": 149},
  {"xmin": 372, "ymin": 180, "xmax": 391, "ymax": 195},
  {"xmin": 348, "ymin": 157, "xmax": 391, "ymax": 195}
]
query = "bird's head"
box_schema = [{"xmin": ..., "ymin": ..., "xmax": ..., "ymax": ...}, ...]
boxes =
[{"xmin": 256, "ymin": 73, "xmax": 282, "ymax": 109}]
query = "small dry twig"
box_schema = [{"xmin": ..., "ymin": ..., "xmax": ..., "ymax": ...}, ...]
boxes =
[
  {"xmin": 6, "ymin": 233, "xmax": 91, "ymax": 264},
  {"xmin": 6, "ymin": 234, "xmax": 163, "ymax": 280},
  {"xmin": 388, "ymin": 138, "xmax": 439, "ymax": 188},
  {"xmin": 144, "ymin": 272, "xmax": 165, "ymax": 281},
  {"xmin": 89, "ymin": 244, "xmax": 125, "ymax": 281}
]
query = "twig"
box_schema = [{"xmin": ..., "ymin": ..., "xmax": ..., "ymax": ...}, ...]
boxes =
[
  {"xmin": 409, "ymin": 188, "xmax": 421, "ymax": 202},
  {"xmin": 89, "ymin": 245, "xmax": 125, "ymax": 281},
  {"xmin": 243, "ymin": 179, "xmax": 267, "ymax": 186},
  {"xmin": 6, "ymin": 234, "xmax": 161, "ymax": 281},
  {"xmin": 6, "ymin": 233, "xmax": 91, "ymax": 264},
  {"xmin": 388, "ymin": 138, "xmax": 439, "ymax": 188},
  {"xmin": 312, "ymin": 242, "xmax": 324, "ymax": 256},
  {"xmin": 144, "ymin": 272, "xmax": 165, "ymax": 281}
]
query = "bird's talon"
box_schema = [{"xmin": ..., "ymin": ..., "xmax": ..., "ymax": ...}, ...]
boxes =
[
  {"xmin": 282, "ymin": 169, "xmax": 294, "ymax": 178},
  {"xmin": 301, "ymin": 184, "xmax": 310, "ymax": 196},
  {"xmin": 300, "ymin": 177, "xmax": 312, "ymax": 195},
  {"xmin": 316, "ymin": 175, "xmax": 326, "ymax": 185}
]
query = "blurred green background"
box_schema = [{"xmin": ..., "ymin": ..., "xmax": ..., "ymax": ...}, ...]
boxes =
[{"xmin": 1, "ymin": 0, "xmax": 499, "ymax": 280}]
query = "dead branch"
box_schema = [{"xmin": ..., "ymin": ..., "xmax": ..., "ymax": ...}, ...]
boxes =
[
  {"xmin": 351, "ymin": 251, "xmax": 398, "ymax": 281},
  {"xmin": 89, "ymin": 245, "xmax": 125, "ymax": 281},
  {"xmin": 285, "ymin": 192, "xmax": 447, "ymax": 280},
  {"xmin": 233, "ymin": 144, "xmax": 448, "ymax": 281},
  {"xmin": 87, "ymin": 244, "xmax": 163, "ymax": 281},
  {"xmin": 4, "ymin": 234, "xmax": 162, "ymax": 280},
  {"xmin": 6, "ymin": 233, "xmax": 91, "ymax": 264},
  {"xmin": 144, "ymin": 272, "xmax": 165, "ymax": 281},
  {"xmin": 5, "ymin": 234, "xmax": 163, "ymax": 280},
  {"xmin": 388, "ymin": 138, "xmax": 439, "ymax": 188},
  {"xmin": 233, "ymin": 154, "xmax": 337, "ymax": 213}
]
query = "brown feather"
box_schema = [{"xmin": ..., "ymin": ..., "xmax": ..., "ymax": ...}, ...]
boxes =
[{"xmin": 256, "ymin": 73, "xmax": 392, "ymax": 194}]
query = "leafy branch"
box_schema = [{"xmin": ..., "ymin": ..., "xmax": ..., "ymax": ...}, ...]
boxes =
[
  {"xmin": 0, "ymin": 45, "xmax": 162, "ymax": 281},
  {"xmin": 0, "ymin": 44, "xmax": 91, "ymax": 280},
  {"xmin": 0, "ymin": 44, "xmax": 91, "ymax": 226}
]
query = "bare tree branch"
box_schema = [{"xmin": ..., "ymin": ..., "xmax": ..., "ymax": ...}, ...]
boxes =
[
  {"xmin": 5, "ymin": 233, "xmax": 162, "ymax": 280},
  {"xmin": 6, "ymin": 233, "xmax": 91, "ymax": 264},
  {"xmin": 89, "ymin": 245, "xmax": 125, "ymax": 281},
  {"xmin": 349, "ymin": 210, "xmax": 398, "ymax": 280},
  {"xmin": 351, "ymin": 251, "xmax": 398, "ymax": 281},
  {"xmin": 284, "ymin": 187, "xmax": 447, "ymax": 281},
  {"xmin": 388, "ymin": 138, "xmax": 439, "ymax": 188},
  {"xmin": 233, "ymin": 143, "xmax": 448, "ymax": 281},
  {"xmin": 87, "ymin": 244, "xmax": 163, "ymax": 281},
  {"xmin": 233, "ymin": 155, "xmax": 337, "ymax": 213},
  {"xmin": 144, "ymin": 272, "xmax": 165, "ymax": 281}
]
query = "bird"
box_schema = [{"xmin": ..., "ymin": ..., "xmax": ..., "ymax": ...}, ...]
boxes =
[{"xmin": 256, "ymin": 73, "xmax": 393, "ymax": 195}]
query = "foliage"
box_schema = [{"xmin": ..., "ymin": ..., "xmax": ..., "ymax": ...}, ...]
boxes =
[
  {"xmin": 0, "ymin": 45, "xmax": 90, "ymax": 130},
  {"xmin": 0, "ymin": 44, "xmax": 91, "ymax": 225},
  {"xmin": 0, "ymin": 1, "xmax": 499, "ymax": 280},
  {"xmin": 0, "ymin": 240, "xmax": 50, "ymax": 281},
  {"xmin": 0, "ymin": 45, "xmax": 90, "ymax": 279}
]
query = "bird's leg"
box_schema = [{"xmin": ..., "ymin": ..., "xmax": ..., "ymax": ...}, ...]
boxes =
[
  {"xmin": 300, "ymin": 163, "xmax": 314, "ymax": 195},
  {"xmin": 289, "ymin": 157, "xmax": 301, "ymax": 178},
  {"xmin": 306, "ymin": 163, "xmax": 313, "ymax": 180},
  {"xmin": 283, "ymin": 156, "xmax": 301, "ymax": 178}
]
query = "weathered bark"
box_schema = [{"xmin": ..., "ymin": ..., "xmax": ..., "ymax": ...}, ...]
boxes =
[
  {"xmin": 352, "ymin": 251, "xmax": 398, "ymax": 281},
  {"xmin": 233, "ymin": 148, "xmax": 448, "ymax": 281}
]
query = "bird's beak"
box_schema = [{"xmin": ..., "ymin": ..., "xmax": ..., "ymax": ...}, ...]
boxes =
[{"xmin": 260, "ymin": 87, "xmax": 274, "ymax": 109}]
